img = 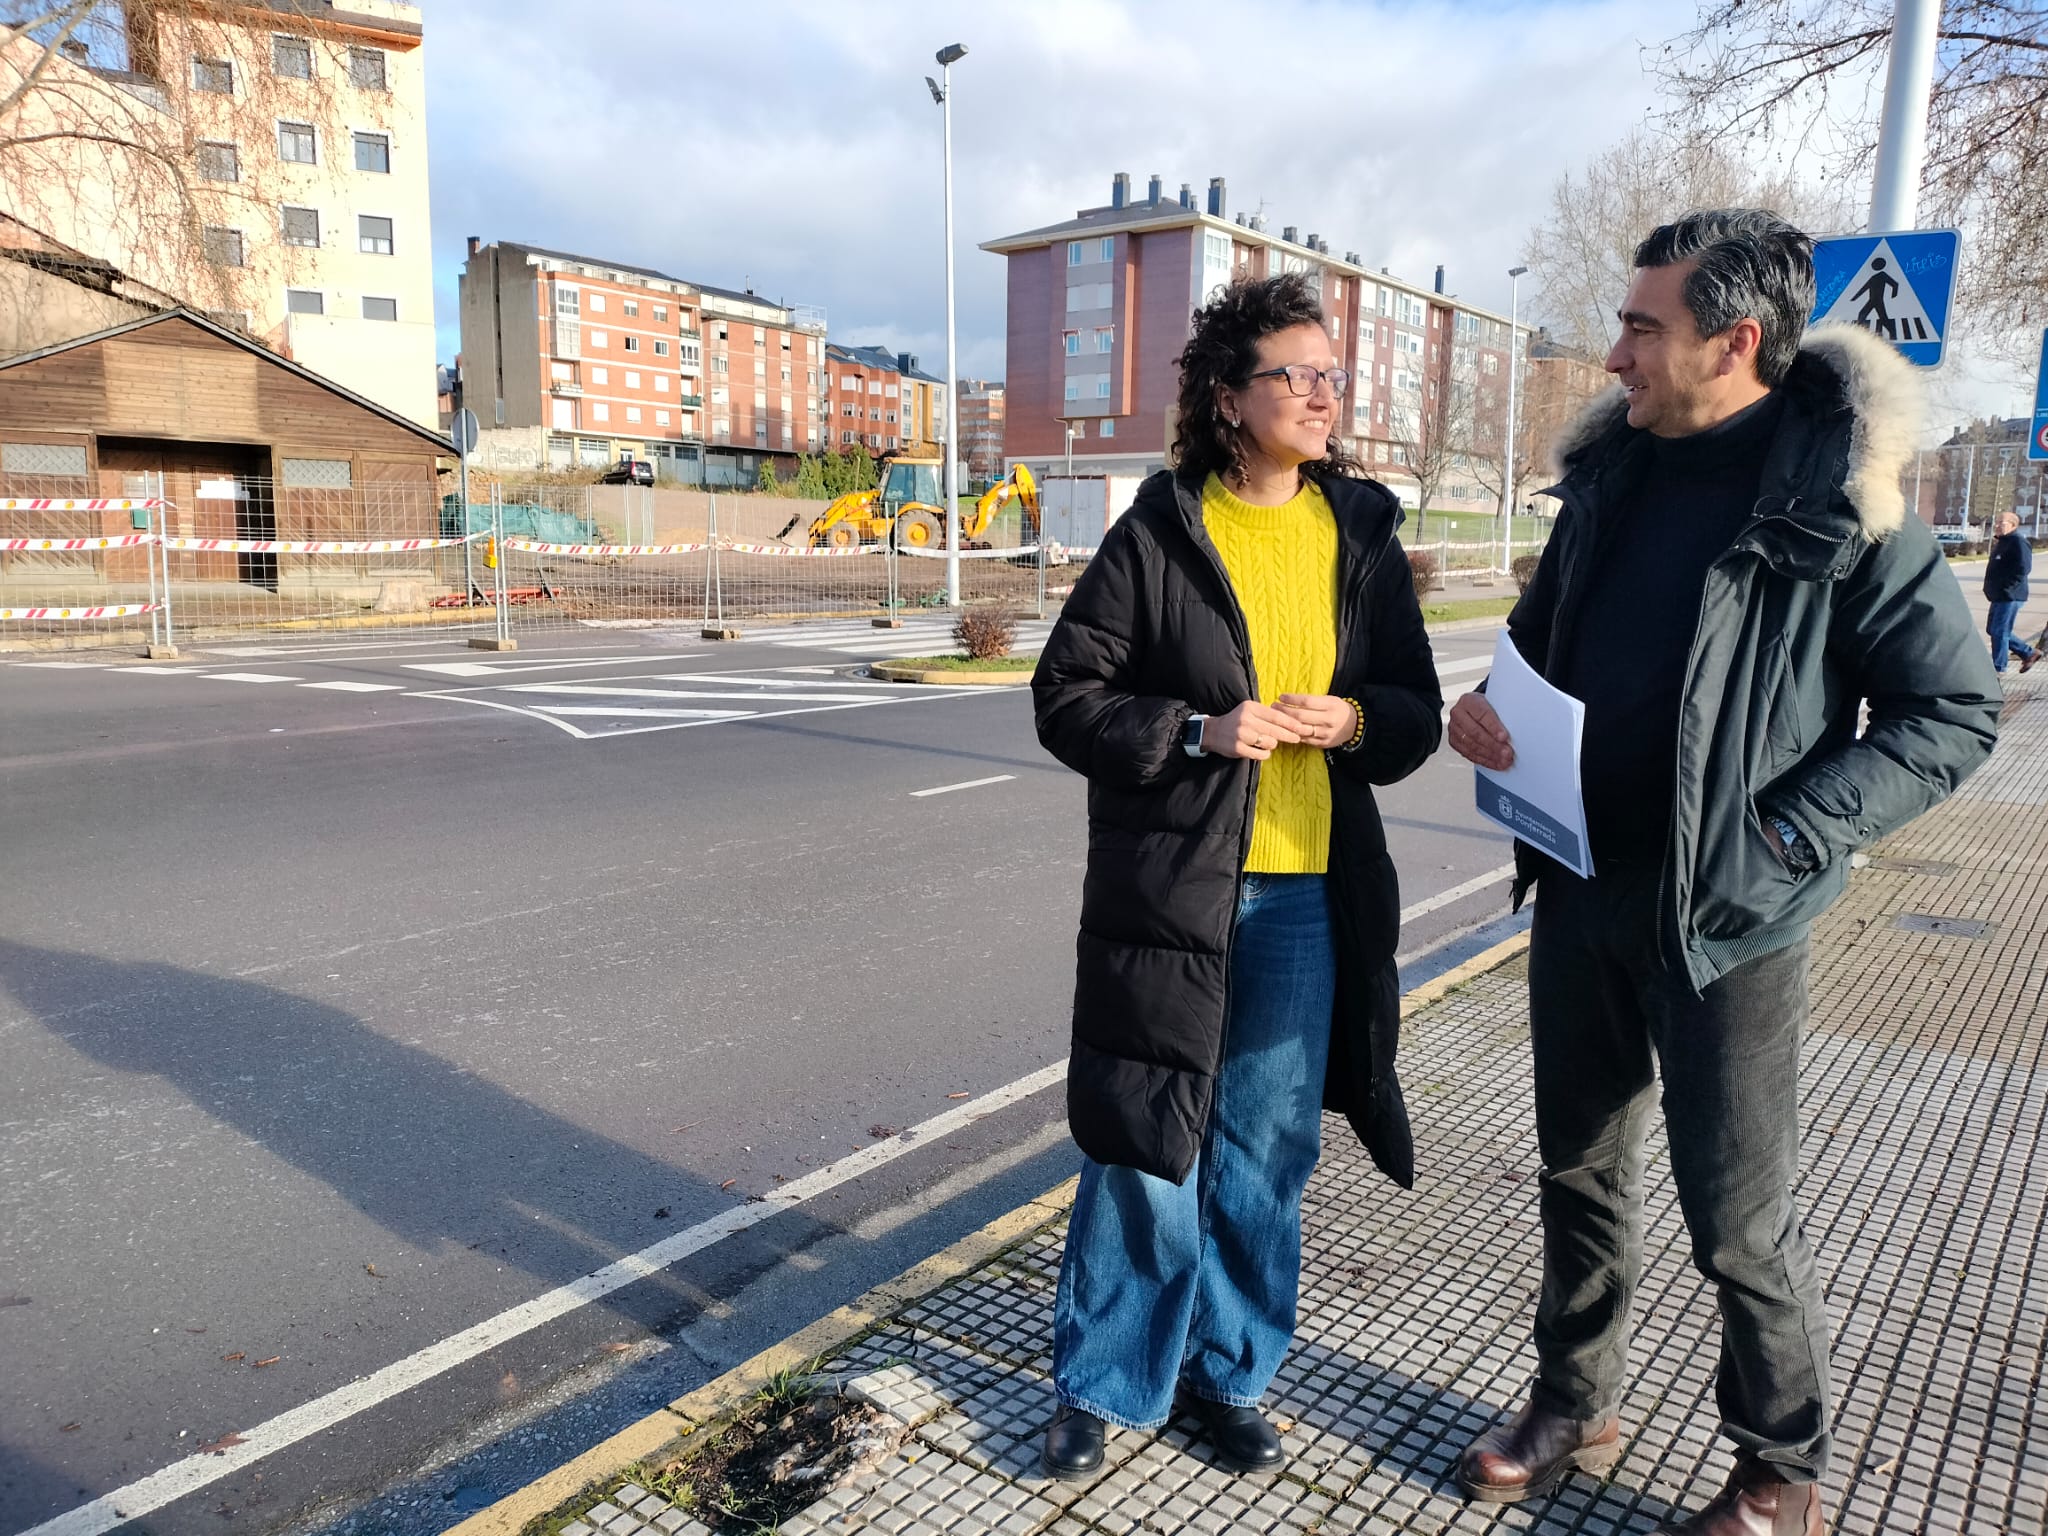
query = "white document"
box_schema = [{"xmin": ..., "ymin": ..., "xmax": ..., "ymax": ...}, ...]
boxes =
[{"xmin": 1471, "ymin": 630, "xmax": 1593, "ymax": 878}]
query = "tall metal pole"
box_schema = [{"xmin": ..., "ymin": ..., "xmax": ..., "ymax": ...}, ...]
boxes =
[
  {"xmin": 459, "ymin": 435, "xmax": 475, "ymax": 603},
  {"xmin": 940, "ymin": 60, "xmax": 961, "ymax": 606},
  {"xmin": 1498, "ymin": 266, "xmax": 1527, "ymax": 574},
  {"xmin": 1869, "ymin": 0, "xmax": 1940, "ymax": 230}
]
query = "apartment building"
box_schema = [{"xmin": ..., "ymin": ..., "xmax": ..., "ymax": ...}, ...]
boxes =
[
  {"xmin": 956, "ymin": 380, "xmax": 1005, "ymax": 485},
  {"xmin": 823, "ymin": 344, "xmax": 945, "ymax": 457},
  {"xmin": 0, "ymin": 0, "xmax": 437, "ymax": 427},
  {"xmin": 458, "ymin": 239, "xmax": 826, "ymax": 482},
  {"xmin": 981, "ymin": 173, "xmax": 1528, "ymax": 508}
]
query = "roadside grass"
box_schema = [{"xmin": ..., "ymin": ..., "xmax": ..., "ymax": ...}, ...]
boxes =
[
  {"xmin": 880, "ymin": 653, "xmax": 1037, "ymax": 673},
  {"xmin": 1421, "ymin": 596, "xmax": 1518, "ymax": 624}
]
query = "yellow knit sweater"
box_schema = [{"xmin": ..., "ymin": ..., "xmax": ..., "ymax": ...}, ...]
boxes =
[{"xmin": 1202, "ymin": 473, "xmax": 1338, "ymax": 874}]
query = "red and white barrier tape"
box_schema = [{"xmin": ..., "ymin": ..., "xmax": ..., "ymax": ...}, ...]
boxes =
[
  {"xmin": 0, "ymin": 534, "xmax": 158, "ymax": 551},
  {"xmin": 0, "ymin": 603, "xmax": 164, "ymax": 620},
  {"xmin": 720, "ymin": 541, "xmax": 875, "ymax": 558},
  {"xmin": 505, "ymin": 539, "xmax": 710, "ymax": 557},
  {"xmin": 0, "ymin": 498, "xmax": 170, "ymax": 512},
  {"xmin": 158, "ymin": 535, "xmax": 473, "ymax": 553}
]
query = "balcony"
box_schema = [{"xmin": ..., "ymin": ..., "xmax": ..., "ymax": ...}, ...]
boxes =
[
  {"xmin": 677, "ymin": 325, "xmax": 702, "ymax": 338},
  {"xmin": 549, "ymin": 380, "xmax": 583, "ymax": 396},
  {"xmin": 678, "ymin": 393, "xmax": 703, "ymax": 409}
]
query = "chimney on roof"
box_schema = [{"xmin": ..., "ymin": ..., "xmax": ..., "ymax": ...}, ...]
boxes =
[
  {"xmin": 1346, "ymin": 251, "xmax": 1360, "ymax": 265},
  {"xmin": 898, "ymin": 352, "xmax": 917, "ymax": 375},
  {"xmin": 1235, "ymin": 212, "xmax": 1248, "ymax": 227},
  {"xmin": 1207, "ymin": 177, "xmax": 1226, "ymax": 218},
  {"xmin": 1434, "ymin": 264, "xmax": 1445, "ymax": 294},
  {"xmin": 1307, "ymin": 233, "xmax": 1320, "ymax": 252},
  {"xmin": 1147, "ymin": 173, "xmax": 1163, "ymax": 203},
  {"xmin": 1282, "ymin": 225, "xmax": 1298, "ymax": 244},
  {"xmin": 1250, "ymin": 213, "xmax": 1266, "ymax": 232},
  {"xmin": 466, "ymin": 235, "xmax": 480, "ymax": 258},
  {"xmin": 1179, "ymin": 183, "xmax": 1194, "ymax": 209},
  {"xmin": 1111, "ymin": 171, "xmax": 1129, "ymax": 209}
]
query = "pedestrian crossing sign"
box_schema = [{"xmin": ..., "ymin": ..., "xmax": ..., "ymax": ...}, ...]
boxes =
[
  {"xmin": 1809, "ymin": 229, "xmax": 1960, "ymax": 368},
  {"xmin": 2029, "ymin": 328, "xmax": 2048, "ymax": 463}
]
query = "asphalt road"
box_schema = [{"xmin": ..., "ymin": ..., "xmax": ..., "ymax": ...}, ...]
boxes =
[{"xmin": 0, "ymin": 612, "xmax": 1522, "ymax": 1536}]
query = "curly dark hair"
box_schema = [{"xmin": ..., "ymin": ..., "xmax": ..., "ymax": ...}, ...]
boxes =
[{"xmin": 1172, "ymin": 271, "xmax": 1363, "ymax": 487}]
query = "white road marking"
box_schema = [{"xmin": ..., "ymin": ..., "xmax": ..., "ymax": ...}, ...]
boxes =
[
  {"xmin": 1440, "ymin": 680, "xmax": 1482, "ymax": 717},
  {"xmin": 910, "ymin": 774, "xmax": 1018, "ymax": 798},
  {"xmin": 1397, "ymin": 861, "xmax": 1517, "ymax": 924},
  {"xmin": 1434, "ymin": 655, "xmax": 1494, "ymax": 678},
  {"xmin": 204, "ymin": 640, "xmax": 444, "ymax": 657},
  {"xmin": 17, "ymin": 864, "xmax": 1522, "ymax": 1536},
  {"xmin": 15, "ymin": 1060, "xmax": 1071, "ymax": 1536},
  {"xmin": 508, "ymin": 684, "xmax": 886, "ymax": 705},
  {"xmin": 204, "ymin": 672, "xmax": 301, "ymax": 684},
  {"xmin": 405, "ymin": 656, "xmax": 688, "ymax": 678},
  {"xmin": 14, "ymin": 661, "xmax": 111, "ymax": 668},
  {"xmin": 112, "ymin": 666, "xmax": 210, "ymax": 675},
  {"xmin": 298, "ymin": 681, "xmax": 405, "ymax": 693},
  {"xmin": 531, "ymin": 706, "xmax": 757, "ymax": 721}
]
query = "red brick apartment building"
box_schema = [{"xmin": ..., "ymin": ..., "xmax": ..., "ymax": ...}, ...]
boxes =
[
  {"xmin": 982, "ymin": 173, "xmax": 1530, "ymax": 509},
  {"xmin": 824, "ymin": 344, "xmax": 946, "ymax": 457},
  {"xmin": 457, "ymin": 239, "xmax": 826, "ymax": 484},
  {"xmin": 956, "ymin": 380, "xmax": 1005, "ymax": 485}
]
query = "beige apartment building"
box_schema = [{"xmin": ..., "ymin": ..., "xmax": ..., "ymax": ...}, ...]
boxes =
[
  {"xmin": 0, "ymin": 0, "xmax": 437, "ymax": 427},
  {"xmin": 458, "ymin": 239, "xmax": 827, "ymax": 484},
  {"xmin": 982, "ymin": 173, "xmax": 1535, "ymax": 510},
  {"xmin": 824, "ymin": 344, "xmax": 945, "ymax": 457}
]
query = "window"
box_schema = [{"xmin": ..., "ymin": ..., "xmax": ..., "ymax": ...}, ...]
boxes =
[
  {"xmin": 780, "ymin": 364, "xmax": 791, "ymax": 383},
  {"xmin": 357, "ymin": 214, "xmax": 393, "ymax": 254},
  {"xmin": 1068, "ymin": 241, "xmax": 1084, "ymax": 267},
  {"xmin": 286, "ymin": 288, "xmax": 323, "ymax": 315},
  {"xmin": 754, "ymin": 389, "xmax": 768, "ymax": 410},
  {"xmin": 653, "ymin": 306, "xmax": 667, "ymax": 322},
  {"xmin": 654, "ymin": 339, "xmax": 669, "ymax": 357},
  {"xmin": 201, "ymin": 226, "xmax": 244, "ymax": 267},
  {"xmin": 1094, "ymin": 327, "xmax": 1114, "ymax": 354},
  {"xmin": 353, "ymin": 132, "xmax": 390, "ymax": 173},
  {"xmin": 656, "ymin": 410, "xmax": 670, "ymax": 426},
  {"xmin": 0, "ymin": 443, "xmax": 88, "ymax": 477},
  {"xmin": 281, "ymin": 205, "xmax": 319, "ymax": 246},
  {"xmin": 588, "ymin": 293, "xmax": 606, "ymax": 313},
  {"xmin": 1098, "ymin": 283, "xmax": 1114, "ymax": 309},
  {"xmin": 624, "ymin": 336, "xmax": 640, "ymax": 353},
  {"xmin": 196, "ymin": 141, "xmax": 238, "ymax": 181},
  {"xmin": 715, "ymin": 322, "xmax": 727, "ymax": 340},
  {"xmin": 272, "ymin": 35, "xmax": 311, "ymax": 78},
  {"xmin": 551, "ymin": 362, "xmax": 571, "ymax": 380},
  {"xmin": 711, "ymin": 356, "xmax": 726, "ymax": 373},
  {"xmin": 592, "ymin": 402, "xmax": 609, "ymax": 422},
  {"xmin": 1096, "ymin": 375, "xmax": 1112, "ymax": 400},
  {"xmin": 885, "ymin": 411, "xmax": 897, "ymax": 424},
  {"xmin": 655, "ymin": 375, "xmax": 669, "ymax": 392},
  {"xmin": 1101, "ymin": 419, "xmax": 1116, "ymax": 438},
  {"xmin": 361, "ymin": 295, "xmax": 397, "ymax": 321},
  {"xmin": 277, "ymin": 120, "xmax": 315, "ymax": 163},
  {"xmin": 592, "ymin": 367, "xmax": 608, "ymax": 384},
  {"xmin": 589, "ymin": 328, "xmax": 607, "ymax": 347},
  {"xmin": 348, "ymin": 46, "xmax": 386, "ymax": 90},
  {"xmin": 623, "ymin": 300, "xmax": 638, "ymax": 317},
  {"xmin": 753, "ymin": 357, "xmax": 765, "ymax": 377},
  {"xmin": 753, "ymin": 326, "xmax": 764, "ymax": 344},
  {"xmin": 555, "ymin": 286, "xmax": 580, "ymax": 317},
  {"xmin": 192, "ymin": 57, "xmax": 232, "ymax": 93},
  {"xmin": 281, "ymin": 457, "xmax": 350, "ymax": 487},
  {"xmin": 623, "ymin": 370, "xmax": 641, "ymax": 388},
  {"xmin": 1483, "ymin": 354, "xmax": 1501, "ymax": 375},
  {"xmin": 1065, "ymin": 377, "xmax": 1080, "ymax": 402},
  {"xmin": 883, "ymin": 383, "xmax": 897, "ymax": 398},
  {"xmin": 1100, "ymin": 236, "xmax": 1114, "ymax": 262},
  {"xmin": 626, "ymin": 406, "xmax": 641, "ymax": 423},
  {"xmin": 868, "ymin": 381, "xmax": 882, "ymax": 394},
  {"xmin": 1066, "ymin": 286, "xmax": 1089, "ymax": 314}
]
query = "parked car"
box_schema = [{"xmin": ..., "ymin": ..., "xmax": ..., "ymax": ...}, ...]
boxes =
[{"xmin": 599, "ymin": 459, "xmax": 654, "ymax": 486}]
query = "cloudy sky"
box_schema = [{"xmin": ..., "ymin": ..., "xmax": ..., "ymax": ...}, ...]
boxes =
[{"xmin": 418, "ymin": 0, "xmax": 2032, "ymax": 430}]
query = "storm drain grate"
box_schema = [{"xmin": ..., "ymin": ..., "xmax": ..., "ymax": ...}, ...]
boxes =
[{"xmin": 1892, "ymin": 912, "xmax": 1994, "ymax": 940}]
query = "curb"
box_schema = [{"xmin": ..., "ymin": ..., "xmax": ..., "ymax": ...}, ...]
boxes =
[
  {"xmin": 446, "ymin": 932, "xmax": 1532, "ymax": 1536},
  {"xmin": 869, "ymin": 661, "xmax": 1032, "ymax": 687}
]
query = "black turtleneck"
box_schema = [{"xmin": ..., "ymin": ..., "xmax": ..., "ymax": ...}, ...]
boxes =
[{"xmin": 1554, "ymin": 389, "xmax": 1784, "ymax": 868}]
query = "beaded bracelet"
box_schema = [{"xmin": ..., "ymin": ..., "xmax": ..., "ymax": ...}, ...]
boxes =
[{"xmin": 1338, "ymin": 697, "xmax": 1366, "ymax": 753}]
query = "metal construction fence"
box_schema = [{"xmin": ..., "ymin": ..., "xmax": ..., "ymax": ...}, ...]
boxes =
[{"xmin": 0, "ymin": 477, "xmax": 1074, "ymax": 653}]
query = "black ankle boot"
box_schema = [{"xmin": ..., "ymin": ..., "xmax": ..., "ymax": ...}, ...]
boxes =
[
  {"xmin": 1188, "ymin": 1398, "xmax": 1284, "ymax": 1473},
  {"xmin": 1041, "ymin": 1404, "xmax": 1106, "ymax": 1480}
]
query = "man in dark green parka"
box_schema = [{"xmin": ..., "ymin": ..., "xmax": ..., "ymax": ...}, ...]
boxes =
[{"xmin": 1447, "ymin": 210, "xmax": 2000, "ymax": 1536}]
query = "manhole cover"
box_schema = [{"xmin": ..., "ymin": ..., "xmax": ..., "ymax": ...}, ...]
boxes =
[
  {"xmin": 1867, "ymin": 857, "xmax": 1959, "ymax": 877},
  {"xmin": 1892, "ymin": 913, "xmax": 1993, "ymax": 940}
]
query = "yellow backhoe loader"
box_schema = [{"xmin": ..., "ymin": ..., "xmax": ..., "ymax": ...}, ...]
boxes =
[{"xmin": 778, "ymin": 455, "xmax": 1038, "ymax": 551}]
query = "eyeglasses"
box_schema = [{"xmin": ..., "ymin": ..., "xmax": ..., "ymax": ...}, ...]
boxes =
[{"xmin": 1242, "ymin": 363, "xmax": 1350, "ymax": 398}]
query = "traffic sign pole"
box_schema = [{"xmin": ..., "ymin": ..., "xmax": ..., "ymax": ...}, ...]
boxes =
[{"xmin": 1869, "ymin": 0, "xmax": 1940, "ymax": 231}]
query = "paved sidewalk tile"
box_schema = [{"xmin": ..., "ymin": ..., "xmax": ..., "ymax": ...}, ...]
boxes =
[{"xmin": 604, "ymin": 676, "xmax": 2046, "ymax": 1534}]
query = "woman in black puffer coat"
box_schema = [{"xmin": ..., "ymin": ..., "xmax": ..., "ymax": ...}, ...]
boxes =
[{"xmin": 1031, "ymin": 273, "xmax": 1443, "ymax": 1481}]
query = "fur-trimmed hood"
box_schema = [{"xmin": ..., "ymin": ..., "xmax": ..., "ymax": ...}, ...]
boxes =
[{"xmin": 1549, "ymin": 323, "xmax": 1923, "ymax": 542}]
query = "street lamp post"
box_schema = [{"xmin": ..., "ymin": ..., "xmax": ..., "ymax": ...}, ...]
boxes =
[
  {"xmin": 1498, "ymin": 265, "xmax": 1528, "ymax": 574},
  {"xmin": 927, "ymin": 43, "xmax": 968, "ymax": 606},
  {"xmin": 1870, "ymin": 0, "xmax": 1939, "ymax": 230}
]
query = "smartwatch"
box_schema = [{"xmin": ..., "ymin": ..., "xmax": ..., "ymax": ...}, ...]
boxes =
[{"xmin": 1182, "ymin": 713, "xmax": 1208, "ymax": 758}]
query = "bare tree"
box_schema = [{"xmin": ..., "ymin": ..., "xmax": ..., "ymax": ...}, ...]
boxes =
[
  {"xmin": 1655, "ymin": 0, "xmax": 2047, "ymax": 361},
  {"xmin": 1, "ymin": 0, "xmax": 351, "ymax": 337},
  {"xmin": 1523, "ymin": 125, "xmax": 1851, "ymax": 364}
]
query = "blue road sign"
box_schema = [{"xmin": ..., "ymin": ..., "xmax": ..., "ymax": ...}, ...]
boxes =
[
  {"xmin": 1809, "ymin": 228, "xmax": 1961, "ymax": 368},
  {"xmin": 2030, "ymin": 329, "xmax": 2048, "ymax": 463}
]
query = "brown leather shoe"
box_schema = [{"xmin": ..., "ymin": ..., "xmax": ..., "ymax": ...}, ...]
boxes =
[
  {"xmin": 1651, "ymin": 1459, "xmax": 1825, "ymax": 1535},
  {"xmin": 1455, "ymin": 1401, "xmax": 1621, "ymax": 1503}
]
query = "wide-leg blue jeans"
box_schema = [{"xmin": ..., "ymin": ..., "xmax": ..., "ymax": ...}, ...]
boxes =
[{"xmin": 1052, "ymin": 872, "xmax": 1335, "ymax": 1430}]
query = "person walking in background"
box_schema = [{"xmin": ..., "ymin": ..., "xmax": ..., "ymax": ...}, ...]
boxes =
[
  {"xmin": 1446, "ymin": 210, "xmax": 2000, "ymax": 1535},
  {"xmin": 1030, "ymin": 272, "xmax": 1442, "ymax": 1481},
  {"xmin": 1984, "ymin": 509, "xmax": 2039, "ymax": 674}
]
